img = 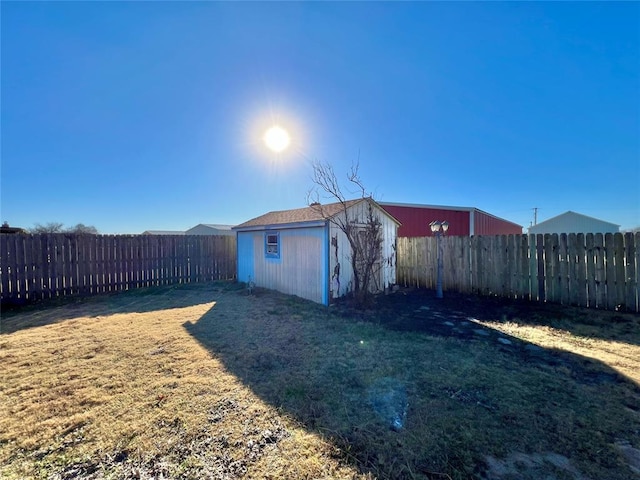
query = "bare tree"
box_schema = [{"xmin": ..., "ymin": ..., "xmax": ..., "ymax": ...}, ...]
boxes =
[
  {"xmin": 30, "ymin": 222, "xmax": 65, "ymax": 234},
  {"xmin": 307, "ymin": 160, "xmax": 383, "ymax": 304},
  {"xmin": 30, "ymin": 222, "xmax": 99, "ymax": 234},
  {"xmin": 66, "ymin": 223, "xmax": 99, "ymax": 235}
]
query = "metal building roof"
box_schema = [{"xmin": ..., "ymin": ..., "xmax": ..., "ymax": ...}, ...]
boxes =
[
  {"xmin": 528, "ymin": 211, "xmax": 620, "ymax": 234},
  {"xmin": 141, "ymin": 230, "xmax": 185, "ymax": 235}
]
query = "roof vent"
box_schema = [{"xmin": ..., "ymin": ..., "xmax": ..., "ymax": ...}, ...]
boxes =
[{"xmin": 310, "ymin": 202, "xmax": 321, "ymax": 207}]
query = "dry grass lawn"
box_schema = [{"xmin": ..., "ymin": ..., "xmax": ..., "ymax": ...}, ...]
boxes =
[{"xmin": 1, "ymin": 282, "xmax": 639, "ymax": 480}]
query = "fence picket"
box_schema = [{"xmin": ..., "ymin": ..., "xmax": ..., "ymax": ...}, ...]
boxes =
[
  {"xmin": 15, "ymin": 235, "xmax": 26, "ymax": 301},
  {"xmin": 585, "ymin": 234, "xmax": 596, "ymax": 308},
  {"xmin": 477, "ymin": 236, "xmax": 487, "ymax": 295},
  {"xmin": 7, "ymin": 235, "xmax": 18, "ymax": 300},
  {"xmin": 535, "ymin": 234, "xmax": 545, "ymax": 302},
  {"xmin": 594, "ymin": 234, "xmax": 605, "ymax": 308},
  {"xmin": 626, "ymin": 233, "xmax": 638, "ymax": 312},
  {"xmin": 613, "ymin": 233, "xmax": 625, "ymax": 309},
  {"xmin": 634, "ymin": 233, "xmax": 640, "ymax": 312},
  {"xmin": 32, "ymin": 235, "xmax": 43, "ymax": 301},
  {"xmin": 559, "ymin": 234, "xmax": 569, "ymax": 305},
  {"xmin": 507, "ymin": 235, "xmax": 517, "ymax": 297},
  {"xmin": 62, "ymin": 235, "xmax": 72, "ymax": 296},
  {"xmin": 496, "ymin": 236, "xmax": 505, "ymax": 295},
  {"xmin": 575, "ymin": 234, "xmax": 587, "ymax": 308},
  {"xmin": 22, "ymin": 235, "xmax": 33, "ymax": 301},
  {"xmin": 543, "ymin": 234, "xmax": 554, "ymax": 303},
  {"xmin": 143, "ymin": 235, "xmax": 150, "ymax": 287},
  {"xmin": 51, "ymin": 235, "xmax": 61, "ymax": 298},
  {"xmin": 0, "ymin": 235, "xmax": 8, "ymax": 299},
  {"xmin": 527, "ymin": 235, "xmax": 537, "ymax": 301},
  {"xmin": 91, "ymin": 235, "xmax": 98, "ymax": 293},
  {"xmin": 517, "ymin": 235, "xmax": 528, "ymax": 299},
  {"xmin": 604, "ymin": 233, "xmax": 616, "ymax": 310}
]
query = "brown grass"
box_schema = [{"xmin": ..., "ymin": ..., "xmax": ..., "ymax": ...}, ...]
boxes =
[
  {"xmin": 1, "ymin": 282, "xmax": 639, "ymax": 479},
  {"xmin": 1, "ymin": 284, "xmax": 361, "ymax": 479}
]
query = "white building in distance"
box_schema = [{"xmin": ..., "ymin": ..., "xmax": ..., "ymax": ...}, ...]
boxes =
[{"xmin": 528, "ymin": 211, "xmax": 620, "ymax": 235}]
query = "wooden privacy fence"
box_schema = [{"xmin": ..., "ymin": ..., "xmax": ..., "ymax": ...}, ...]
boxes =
[
  {"xmin": 0, "ymin": 234, "xmax": 237, "ymax": 305},
  {"xmin": 396, "ymin": 233, "xmax": 640, "ymax": 312}
]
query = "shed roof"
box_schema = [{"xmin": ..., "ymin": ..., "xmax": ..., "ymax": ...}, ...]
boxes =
[{"xmin": 234, "ymin": 198, "xmax": 400, "ymax": 230}]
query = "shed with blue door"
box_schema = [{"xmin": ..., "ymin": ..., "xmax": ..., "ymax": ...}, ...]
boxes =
[{"xmin": 233, "ymin": 198, "xmax": 400, "ymax": 305}]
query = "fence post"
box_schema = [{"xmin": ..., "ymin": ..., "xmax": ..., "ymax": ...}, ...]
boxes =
[
  {"xmin": 634, "ymin": 232, "xmax": 640, "ymax": 312},
  {"xmin": 625, "ymin": 233, "xmax": 638, "ymax": 312}
]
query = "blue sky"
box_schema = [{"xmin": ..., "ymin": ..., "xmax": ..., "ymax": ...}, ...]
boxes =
[{"xmin": 2, "ymin": 2, "xmax": 639, "ymax": 233}]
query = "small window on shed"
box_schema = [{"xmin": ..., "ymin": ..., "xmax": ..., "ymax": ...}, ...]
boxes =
[{"xmin": 265, "ymin": 232, "xmax": 280, "ymax": 258}]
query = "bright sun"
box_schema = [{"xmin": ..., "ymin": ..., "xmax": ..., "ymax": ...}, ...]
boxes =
[{"xmin": 263, "ymin": 125, "xmax": 291, "ymax": 153}]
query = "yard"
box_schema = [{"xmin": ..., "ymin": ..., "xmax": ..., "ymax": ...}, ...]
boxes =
[{"xmin": 1, "ymin": 282, "xmax": 639, "ymax": 479}]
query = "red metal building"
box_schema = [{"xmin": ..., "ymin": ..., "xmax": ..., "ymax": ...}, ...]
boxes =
[{"xmin": 379, "ymin": 202, "xmax": 522, "ymax": 237}]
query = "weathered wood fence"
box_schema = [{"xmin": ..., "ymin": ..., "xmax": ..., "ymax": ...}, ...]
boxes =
[
  {"xmin": 397, "ymin": 233, "xmax": 639, "ymax": 312},
  {"xmin": 0, "ymin": 234, "xmax": 237, "ymax": 306}
]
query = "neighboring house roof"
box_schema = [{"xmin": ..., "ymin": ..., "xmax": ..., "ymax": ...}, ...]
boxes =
[
  {"xmin": 234, "ymin": 198, "xmax": 400, "ymax": 230},
  {"xmin": 0, "ymin": 226, "xmax": 26, "ymax": 234},
  {"xmin": 528, "ymin": 211, "xmax": 620, "ymax": 234},
  {"xmin": 185, "ymin": 224, "xmax": 235, "ymax": 235},
  {"xmin": 142, "ymin": 224, "xmax": 236, "ymax": 236},
  {"xmin": 199, "ymin": 224, "xmax": 234, "ymax": 230},
  {"xmin": 141, "ymin": 230, "xmax": 185, "ymax": 235}
]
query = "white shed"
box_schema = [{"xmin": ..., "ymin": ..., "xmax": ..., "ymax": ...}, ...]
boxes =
[
  {"xmin": 528, "ymin": 211, "xmax": 620, "ymax": 234},
  {"xmin": 233, "ymin": 198, "xmax": 400, "ymax": 305}
]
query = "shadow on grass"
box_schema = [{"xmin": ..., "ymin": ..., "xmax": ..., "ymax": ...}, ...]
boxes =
[
  {"xmin": 0, "ymin": 281, "xmax": 239, "ymax": 335},
  {"xmin": 441, "ymin": 291, "xmax": 640, "ymax": 347},
  {"xmin": 184, "ymin": 288, "xmax": 640, "ymax": 480}
]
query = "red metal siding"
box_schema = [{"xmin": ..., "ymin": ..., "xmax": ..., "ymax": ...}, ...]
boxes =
[
  {"xmin": 474, "ymin": 210, "xmax": 523, "ymax": 235},
  {"xmin": 382, "ymin": 205, "xmax": 471, "ymax": 237}
]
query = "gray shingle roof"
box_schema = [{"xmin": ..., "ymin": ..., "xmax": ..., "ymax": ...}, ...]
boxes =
[{"xmin": 234, "ymin": 199, "xmax": 365, "ymax": 229}]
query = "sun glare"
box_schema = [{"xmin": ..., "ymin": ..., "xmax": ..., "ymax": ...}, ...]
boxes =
[{"xmin": 263, "ymin": 125, "xmax": 291, "ymax": 153}]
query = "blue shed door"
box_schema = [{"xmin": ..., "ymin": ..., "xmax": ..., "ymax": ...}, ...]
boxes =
[{"xmin": 237, "ymin": 232, "xmax": 255, "ymax": 283}]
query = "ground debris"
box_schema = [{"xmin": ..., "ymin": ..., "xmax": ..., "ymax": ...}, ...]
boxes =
[
  {"xmin": 443, "ymin": 387, "xmax": 496, "ymax": 411},
  {"xmin": 482, "ymin": 452, "xmax": 589, "ymax": 480},
  {"xmin": 208, "ymin": 397, "xmax": 243, "ymax": 423}
]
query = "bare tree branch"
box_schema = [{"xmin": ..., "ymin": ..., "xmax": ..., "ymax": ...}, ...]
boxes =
[
  {"xmin": 31, "ymin": 222, "xmax": 65, "ymax": 234},
  {"xmin": 308, "ymin": 160, "xmax": 383, "ymax": 306}
]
